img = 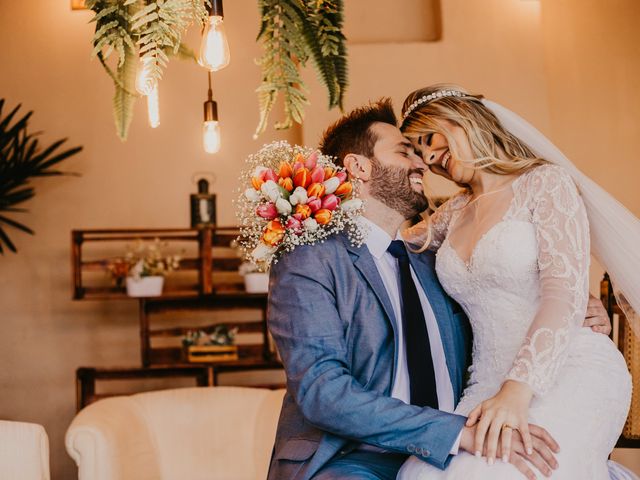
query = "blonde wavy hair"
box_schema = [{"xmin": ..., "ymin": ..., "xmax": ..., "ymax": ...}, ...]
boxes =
[
  {"xmin": 401, "ymin": 83, "xmax": 547, "ymax": 177},
  {"xmin": 400, "ymin": 83, "xmax": 548, "ymax": 250}
]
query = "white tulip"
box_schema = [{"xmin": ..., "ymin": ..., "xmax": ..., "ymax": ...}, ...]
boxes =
[
  {"xmin": 244, "ymin": 188, "xmax": 261, "ymax": 202},
  {"xmin": 261, "ymin": 180, "xmax": 282, "ymax": 203},
  {"xmin": 341, "ymin": 199, "xmax": 363, "ymax": 213},
  {"xmin": 275, "ymin": 198, "xmax": 292, "ymax": 215},
  {"xmin": 289, "ymin": 186, "xmax": 308, "ymax": 206},
  {"xmin": 323, "ymin": 176, "xmax": 341, "ymax": 194},
  {"xmin": 251, "ymin": 243, "xmax": 277, "ymax": 262},
  {"xmin": 303, "ymin": 218, "xmax": 319, "ymax": 232}
]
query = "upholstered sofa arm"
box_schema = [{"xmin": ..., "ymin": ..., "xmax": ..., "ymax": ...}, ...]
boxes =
[
  {"xmin": 0, "ymin": 420, "xmax": 50, "ymax": 480},
  {"xmin": 65, "ymin": 397, "xmax": 161, "ymax": 480}
]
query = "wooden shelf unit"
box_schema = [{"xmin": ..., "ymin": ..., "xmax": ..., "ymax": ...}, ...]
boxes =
[
  {"xmin": 70, "ymin": 226, "xmax": 284, "ymax": 409},
  {"xmin": 71, "ymin": 227, "xmax": 242, "ymax": 300}
]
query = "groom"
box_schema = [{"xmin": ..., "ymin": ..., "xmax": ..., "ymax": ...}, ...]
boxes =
[{"xmin": 266, "ymin": 99, "xmax": 609, "ymax": 480}]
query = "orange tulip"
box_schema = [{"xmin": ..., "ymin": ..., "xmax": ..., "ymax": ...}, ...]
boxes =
[
  {"xmin": 307, "ymin": 182, "xmax": 326, "ymax": 198},
  {"xmin": 335, "ymin": 182, "xmax": 353, "ymax": 197},
  {"xmin": 324, "ymin": 167, "xmax": 336, "ymax": 179},
  {"xmin": 293, "ymin": 168, "xmax": 311, "ymax": 188},
  {"xmin": 278, "ymin": 161, "xmax": 293, "ymax": 178},
  {"xmin": 295, "ymin": 204, "xmax": 312, "ymax": 220},
  {"xmin": 293, "ymin": 153, "xmax": 305, "ymax": 169},
  {"xmin": 251, "ymin": 176, "xmax": 264, "ymax": 191},
  {"xmin": 315, "ymin": 209, "xmax": 332, "ymax": 225},
  {"xmin": 279, "ymin": 177, "xmax": 294, "ymax": 192},
  {"xmin": 262, "ymin": 220, "xmax": 285, "ymax": 246}
]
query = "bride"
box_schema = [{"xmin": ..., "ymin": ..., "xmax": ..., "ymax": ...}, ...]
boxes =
[{"xmin": 396, "ymin": 84, "xmax": 636, "ymax": 479}]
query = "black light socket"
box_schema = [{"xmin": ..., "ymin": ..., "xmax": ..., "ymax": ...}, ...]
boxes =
[
  {"xmin": 204, "ymin": 99, "xmax": 218, "ymax": 122},
  {"xmin": 207, "ymin": 0, "xmax": 223, "ymax": 18}
]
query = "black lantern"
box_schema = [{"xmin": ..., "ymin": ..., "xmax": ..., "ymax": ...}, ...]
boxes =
[{"xmin": 190, "ymin": 178, "xmax": 217, "ymax": 228}]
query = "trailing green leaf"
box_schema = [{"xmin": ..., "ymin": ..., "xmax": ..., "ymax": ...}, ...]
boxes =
[
  {"xmin": 114, "ymin": 43, "xmax": 137, "ymax": 141},
  {"xmin": 255, "ymin": 0, "xmax": 348, "ymax": 136}
]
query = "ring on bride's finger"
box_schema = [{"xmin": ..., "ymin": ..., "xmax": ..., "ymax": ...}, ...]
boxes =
[{"xmin": 501, "ymin": 424, "xmax": 515, "ymax": 431}]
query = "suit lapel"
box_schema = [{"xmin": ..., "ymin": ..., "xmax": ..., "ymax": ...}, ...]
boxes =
[
  {"xmin": 342, "ymin": 235, "xmax": 397, "ymax": 328},
  {"xmin": 343, "ymin": 235, "xmax": 400, "ymax": 385},
  {"xmin": 407, "ymin": 248, "xmax": 461, "ymax": 396}
]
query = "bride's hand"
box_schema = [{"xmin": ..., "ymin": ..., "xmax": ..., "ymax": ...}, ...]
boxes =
[{"xmin": 466, "ymin": 380, "xmax": 534, "ymax": 464}]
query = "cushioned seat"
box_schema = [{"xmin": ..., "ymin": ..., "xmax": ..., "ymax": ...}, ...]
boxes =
[
  {"xmin": 65, "ymin": 387, "xmax": 285, "ymax": 480},
  {"xmin": 0, "ymin": 420, "xmax": 50, "ymax": 480}
]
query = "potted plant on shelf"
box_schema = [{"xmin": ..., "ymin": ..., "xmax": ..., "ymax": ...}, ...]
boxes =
[
  {"xmin": 181, "ymin": 326, "xmax": 239, "ymax": 363},
  {"xmin": 108, "ymin": 239, "xmax": 181, "ymax": 297},
  {"xmin": 239, "ymin": 261, "xmax": 269, "ymax": 294}
]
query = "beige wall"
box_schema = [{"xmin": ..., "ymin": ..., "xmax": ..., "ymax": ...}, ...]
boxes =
[
  {"xmin": 0, "ymin": 0, "xmax": 638, "ymax": 478},
  {"xmin": 0, "ymin": 1, "xmax": 298, "ymax": 478}
]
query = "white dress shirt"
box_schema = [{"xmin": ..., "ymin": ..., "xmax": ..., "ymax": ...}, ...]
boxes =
[{"xmin": 361, "ymin": 217, "xmax": 461, "ymax": 454}]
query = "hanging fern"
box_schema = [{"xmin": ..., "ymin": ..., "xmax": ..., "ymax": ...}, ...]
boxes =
[
  {"xmin": 87, "ymin": 1, "xmax": 349, "ymax": 140},
  {"xmin": 129, "ymin": 0, "xmax": 207, "ymax": 88},
  {"xmin": 87, "ymin": 0, "xmax": 208, "ymax": 140},
  {"xmin": 113, "ymin": 42, "xmax": 137, "ymax": 140},
  {"xmin": 254, "ymin": 0, "xmax": 310, "ymax": 137},
  {"xmin": 255, "ymin": 0, "xmax": 348, "ymax": 137}
]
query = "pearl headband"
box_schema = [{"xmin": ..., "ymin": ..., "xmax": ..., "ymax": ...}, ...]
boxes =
[{"xmin": 402, "ymin": 89, "xmax": 465, "ymax": 120}]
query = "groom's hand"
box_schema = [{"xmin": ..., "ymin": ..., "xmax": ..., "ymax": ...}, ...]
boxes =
[
  {"xmin": 583, "ymin": 294, "xmax": 612, "ymax": 335},
  {"xmin": 459, "ymin": 424, "xmax": 559, "ymax": 480}
]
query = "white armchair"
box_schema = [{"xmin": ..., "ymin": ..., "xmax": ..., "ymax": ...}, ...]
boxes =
[
  {"xmin": 0, "ymin": 420, "xmax": 50, "ymax": 480},
  {"xmin": 65, "ymin": 387, "xmax": 285, "ymax": 480}
]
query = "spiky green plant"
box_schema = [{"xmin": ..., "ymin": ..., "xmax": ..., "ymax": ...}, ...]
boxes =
[
  {"xmin": 255, "ymin": 0, "xmax": 348, "ymax": 137},
  {"xmin": 87, "ymin": 0, "xmax": 208, "ymax": 140},
  {"xmin": 0, "ymin": 100, "xmax": 82, "ymax": 254}
]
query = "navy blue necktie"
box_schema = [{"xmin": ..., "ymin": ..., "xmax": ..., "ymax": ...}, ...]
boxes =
[{"xmin": 387, "ymin": 240, "xmax": 439, "ymax": 409}]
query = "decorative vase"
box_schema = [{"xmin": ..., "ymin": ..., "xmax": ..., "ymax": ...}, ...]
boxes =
[
  {"xmin": 243, "ymin": 272, "xmax": 269, "ymax": 293},
  {"xmin": 126, "ymin": 275, "xmax": 164, "ymax": 297}
]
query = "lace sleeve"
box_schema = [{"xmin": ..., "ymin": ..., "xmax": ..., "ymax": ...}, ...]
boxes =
[
  {"xmin": 505, "ymin": 165, "xmax": 590, "ymax": 396},
  {"xmin": 404, "ymin": 191, "xmax": 469, "ymax": 250}
]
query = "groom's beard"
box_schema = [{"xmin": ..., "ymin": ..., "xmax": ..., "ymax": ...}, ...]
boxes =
[{"xmin": 369, "ymin": 159, "xmax": 428, "ymax": 219}]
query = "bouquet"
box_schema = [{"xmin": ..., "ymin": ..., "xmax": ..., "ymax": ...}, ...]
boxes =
[{"xmin": 236, "ymin": 141, "xmax": 365, "ymax": 267}]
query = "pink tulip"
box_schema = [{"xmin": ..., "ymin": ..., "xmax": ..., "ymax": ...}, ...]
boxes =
[
  {"xmin": 264, "ymin": 169, "xmax": 278, "ymax": 182},
  {"xmin": 310, "ymin": 166, "xmax": 325, "ymax": 184},
  {"xmin": 293, "ymin": 161, "xmax": 304, "ymax": 173},
  {"xmin": 336, "ymin": 171, "xmax": 348, "ymax": 184},
  {"xmin": 293, "ymin": 213, "xmax": 303, "ymax": 221},
  {"xmin": 321, "ymin": 194, "xmax": 339, "ymax": 211},
  {"xmin": 256, "ymin": 203, "xmax": 277, "ymax": 220},
  {"xmin": 305, "ymin": 151, "xmax": 319, "ymax": 170},
  {"xmin": 285, "ymin": 216, "xmax": 303, "ymax": 234},
  {"xmin": 307, "ymin": 196, "xmax": 322, "ymax": 213},
  {"xmin": 255, "ymin": 166, "xmax": 268, "ymax": 181}
]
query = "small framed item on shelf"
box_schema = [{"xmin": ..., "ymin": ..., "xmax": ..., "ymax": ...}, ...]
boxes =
[{"xmin": 190, "ymin": 177, "xmax": 217, "ymax": 228}]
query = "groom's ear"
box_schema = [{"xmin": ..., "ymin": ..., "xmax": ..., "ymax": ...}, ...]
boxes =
[{"xmin": 344, "ymin": 154, "xmax": 372, "ymax": 181}]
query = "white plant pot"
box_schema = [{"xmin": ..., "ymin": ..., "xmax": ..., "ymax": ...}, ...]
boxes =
[
  {"xmin": 126, "ymin": 276, "xmax": 164, "ymax": 297},
  {"xmin": 243, "ymin": 272, "xmax": 269, "ymax": 293}
]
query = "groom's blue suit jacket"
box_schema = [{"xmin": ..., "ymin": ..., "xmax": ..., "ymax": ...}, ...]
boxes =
[{"xmin": 267, "ymin": 233, "xmax": 472, "ymax": 480}]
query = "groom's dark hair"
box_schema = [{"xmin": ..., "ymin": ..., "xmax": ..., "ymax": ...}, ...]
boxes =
[{"xmin": 319, "ymin": 98, "xmax": 397, "ymax": 167}]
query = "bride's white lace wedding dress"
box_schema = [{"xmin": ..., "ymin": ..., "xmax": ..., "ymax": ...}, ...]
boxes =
[{"xmin": 398, "ymin": 164, "xmax": 632, "ymax": 479}]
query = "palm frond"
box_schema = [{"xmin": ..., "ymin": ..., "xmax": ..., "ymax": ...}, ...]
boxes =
[{"xmin": 0, "ymin": 99, "xmax": 81, "ymax": 254}]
